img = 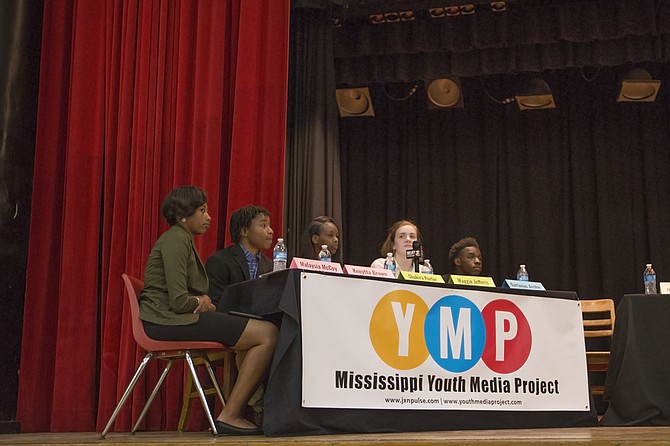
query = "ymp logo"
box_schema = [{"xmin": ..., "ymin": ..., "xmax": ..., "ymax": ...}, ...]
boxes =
[{"xmin": 369, "ymin": 291, "xmax": 532, "ymax": 373}]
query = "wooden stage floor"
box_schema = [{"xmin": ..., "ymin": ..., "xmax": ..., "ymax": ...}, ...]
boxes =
[{"xmin": 1, "ymin": 427, "xmax": 670, "ymax": 446}]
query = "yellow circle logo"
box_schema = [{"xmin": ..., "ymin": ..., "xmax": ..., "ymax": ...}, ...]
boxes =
[{"xmin": 369, "ymin": 290, "xmax": 429, "ymax": 370}]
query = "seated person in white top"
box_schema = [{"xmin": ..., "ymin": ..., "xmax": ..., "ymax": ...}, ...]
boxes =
[{"xmin": 370, "ymin": 219, "xmax": 431, "ymax": 273}]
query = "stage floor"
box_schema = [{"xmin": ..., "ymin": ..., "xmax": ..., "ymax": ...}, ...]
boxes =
[{"xmin": 1, "ymin": 427, "xmax": 670, "ymax": 446}]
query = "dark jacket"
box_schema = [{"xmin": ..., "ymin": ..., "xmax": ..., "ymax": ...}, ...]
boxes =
[{"xmin": 205, "ymin": 243, "xmax": 272, "ymax": 305}]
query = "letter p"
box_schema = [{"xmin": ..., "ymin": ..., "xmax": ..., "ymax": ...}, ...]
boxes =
[{"xmin": 495, "ymin": 311, "xmax": 517, "ymax": 361}]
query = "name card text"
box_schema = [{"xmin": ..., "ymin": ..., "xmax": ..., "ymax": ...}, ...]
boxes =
[
  {"xmin": 448, "ymin": 275, "xmax": 496, "ymax": 287},
  {"xmin": 290, "ymin": 257, "xmax": 343, "ymax": 274},
  {"xmin": 398, "ymin": 271, "xmax": 445, "ymax": 283},
  {"xmin": 343, "ymin": 265, "xmax": 396, "ymax": 278},
  {"xmin": 502, "ymin": 279, "xmax": 546, "ymax": 291}
]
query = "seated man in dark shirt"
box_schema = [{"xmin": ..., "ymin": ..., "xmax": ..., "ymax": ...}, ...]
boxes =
[{"xmin": 206, "ymin": 205, "xmax": 274, "ymax": 305}]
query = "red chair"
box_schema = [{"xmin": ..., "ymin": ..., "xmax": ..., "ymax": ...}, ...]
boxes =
[{"xmin": 100, "ymin": 274, "xmax": 228, "ymax": 438}]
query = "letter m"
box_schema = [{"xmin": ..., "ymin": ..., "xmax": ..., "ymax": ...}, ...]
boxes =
[{"xmin": 440, "ymin": 307, "xmax": 472, "ymax": 359}]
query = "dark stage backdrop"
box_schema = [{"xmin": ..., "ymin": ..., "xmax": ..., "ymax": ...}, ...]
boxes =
[
  {"xmin": 0, "ymin": 0, "xmax": 43, "ymax": 428},
  {"xmin": 284, "ymin": 0, "xmax": 670, "ymax": 304},
  {"xmin": 339, "ymin": 65, "xmax": 670, "ymax": 302},
  {"xmin": 309, "ymin": 0, "xmax": 670, "ymax": 301}
]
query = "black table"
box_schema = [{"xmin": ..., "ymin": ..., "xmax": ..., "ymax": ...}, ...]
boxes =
[
  {"xmin": 220, "ymin": 269, "xmax": 598, "ymax": 436},
  {"xmin": 600, "ymin": 294, "xmax": 670, "ymax": 426}
]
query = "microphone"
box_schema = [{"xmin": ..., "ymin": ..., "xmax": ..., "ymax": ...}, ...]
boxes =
[{"xmin": 405, "ymin": 240, "xmax": 423, "ymax": 273}]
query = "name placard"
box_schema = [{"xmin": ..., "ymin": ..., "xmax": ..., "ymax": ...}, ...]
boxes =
[
  {"xmin": 398, "ymin": 271, "xmax": 445, "ymax": 283},
  {"xmin": 502, "ymin": 279, "xmax": 546, "ymax": 291},
  {"xmin": 447, "ymin": 275, "xmax": 496, "ymax": 287},
  {"xmin": 660, "ymin": 282, "xmax": 670, "ymax": 294},
  {"xmin": 290, "ymin": 257, "xmax": 343, "ymax": 274},
  {"xmin": 343, "ymin": 265, "xmax": 396, "ymax": 279}
]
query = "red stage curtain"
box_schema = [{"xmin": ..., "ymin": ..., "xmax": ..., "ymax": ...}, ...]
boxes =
[{"xmin": 17, "ymin": 0, "xmax": 288, "ymax": 433}]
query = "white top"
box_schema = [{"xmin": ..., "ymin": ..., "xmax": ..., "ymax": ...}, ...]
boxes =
[{"xmin": 370, "ymin": 257, "xmax": 432, "ymax": 273}]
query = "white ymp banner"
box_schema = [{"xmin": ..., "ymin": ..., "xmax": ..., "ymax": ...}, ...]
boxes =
[{"xmin": 300, "ymin": 273, "xmax": 590, "ymax": 411}]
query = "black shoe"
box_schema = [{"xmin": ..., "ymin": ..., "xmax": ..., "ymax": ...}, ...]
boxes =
[{"xmin": 214, "ymin": 419, "xmax": 263, "ymax": 436}]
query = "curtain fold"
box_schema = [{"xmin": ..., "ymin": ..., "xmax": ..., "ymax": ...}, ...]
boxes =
[
  {"xmin": 285, "ymin": 8, "xmax": 343, "ymax": 260},
  {"xmin": 224, "ymin": 1, "xmax": 289, "ymax": 247},
  {"xmin": 17, "ymin": 0, "xmax": 289, "ymax": 433}
]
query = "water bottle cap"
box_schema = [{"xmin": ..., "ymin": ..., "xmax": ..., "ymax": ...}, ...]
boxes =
[
  {"xmin": 322, "ymin": 245, "xmax": 328, "ymax": 249},
  {"xmin": 646, "ymin": 263, "xmax": 652, "ymax": 267},
  {"xmin": 277, "ymin": 238, "xmax": 284, "ymax": 242},
  {"xmin": 520, "ymin": 264, "xmax": 526, "ymax": 268},
  {"xmin": 386, "ymin": 252, "xmax": 393, "ymax": 257}
]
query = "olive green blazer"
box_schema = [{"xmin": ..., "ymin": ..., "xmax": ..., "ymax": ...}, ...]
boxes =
[{"xmin": 139, "ymin": 224, "xmax": 208, "ymax": 326}]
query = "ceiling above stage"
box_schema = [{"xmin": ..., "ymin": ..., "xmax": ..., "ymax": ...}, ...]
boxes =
[
  {"xmin": 293, "ymin": 0, "xmax": 670, "ymax": 83},
  {"xmin": 306, "ymin": 0, "xmax": 588, "ymax": 24}
]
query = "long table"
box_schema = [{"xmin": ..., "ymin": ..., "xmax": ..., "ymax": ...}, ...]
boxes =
[
  {"xmin": 600, "ymin": 294, "xmax": 670, "ymax": 425},
  {"xmin": 219, "ymin": 269, "xmax": 598, "ymax": 436}
]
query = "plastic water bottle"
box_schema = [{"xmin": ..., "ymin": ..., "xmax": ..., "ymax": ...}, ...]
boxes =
[
  {"xmin": 273, "ymin": 238, "xmax": 287, "ymax": 271},
  {"xmin": 516, "ymin": 264, "xmax": 529, "ymax": 281},
  {"xmin": 318, "ymin": 244, "xmax": 331, "ymax": 262},
  {"xmin": 383, "ymin": 252, "xmax": 396, "ymax": 273},
  {"xmin": 423, "ymin": 259, "xmax": 434, "ymax": 274},
  {"xmin": 644, "ymin": 263, "xmax": 657, "ymax": 294}
]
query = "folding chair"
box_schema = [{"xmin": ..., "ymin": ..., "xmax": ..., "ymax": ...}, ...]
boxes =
[
  {"xmin": 100, "ymin": 274, "xmax": 229, "ymax": 438},
  {"xmin": 580, "ymin": 298, "xmax": 616, "ymax": 396}
]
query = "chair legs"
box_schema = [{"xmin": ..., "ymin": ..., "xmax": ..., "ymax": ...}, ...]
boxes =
[
  {"xmin": 178, "ymin": 374, "xmax": 196, "ymax": 432},
  {"xmin": 99, "ymin": 350, "xmax": 226, "ymax": 439},
  {"xmin": 184, "ymin": 351, "xmax": 222, "ymax": 435},
  {"xmin": 177, "ymin": 351, "xmax": 230, "ymax": 432},
  {"xmin": 131, "ymin": 360, "xmax": 175, "ymax": 434},
  {"xmin": 100, "ymin": 352, "xmax": 155, "ymax": 439},
  {"xmin": 202, "ymin": 356, "xmax": 226, "ymax": 405}
]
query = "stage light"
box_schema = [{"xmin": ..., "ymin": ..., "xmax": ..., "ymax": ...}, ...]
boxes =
[
  {"xmin": 445, "ymin": 6, "xmax": 461, "ymax": 16},
  {"xmin": 385, "ymin": 12, "xmax": 400, "ymax": 22},
  {"xmin": 429, "ymin": 7, "xmax": 445, "ymax": 18},
  {"xmin": 515, "ymin": 78, "xmax": 556, "ymax": 110},
  {"xmin": 370, "ymin": 10, "xmax": 415, "ymax": 24},
  {"xmin": 460, "ymin": 4, "xmax": 476, "ymax": 15},
  {"xmin": 617, "ymin": 68, "xmax": 661, "ymax": 102},
  {"xmin": 369, "ymin": 14, "xmax": 385, "ymax": 24},
  {"xmin": 336, "ymin": 87, "xmax": 375, "ymax": 117},
  {"xmin": 491, "ymin": 2, "xmax": 506, "ymax": 12},
  {"xmin": 426, "ymin": 78, "xmax": 464, "ymax": 109}
]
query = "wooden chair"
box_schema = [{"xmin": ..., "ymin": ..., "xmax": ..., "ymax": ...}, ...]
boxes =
[
  {"xmin": 100, "ymin": 274, "xmax": 229, "ymax": 438},
  {"xmin": 177, "ymin": 349, "xmax": 234, "ymax": 432},
  {"xmin": 580, "ymin": 298, "xmax": 616, "ymax": 396}
]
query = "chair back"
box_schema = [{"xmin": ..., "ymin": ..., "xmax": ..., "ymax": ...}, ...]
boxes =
[
  {"xmin": 580, "ymin": 298, "xmax": 615, "ymax": 397},
  {"xmin": 581, "ymin": 298, "xmax": 615, "ymax": 338},
  {"xmin": 122, "ymin": 273, "xmax": 164, "ymax": 352},
  {"xmin": 121, "ymin": 273, "xmax": 226, "ymax": 353}
]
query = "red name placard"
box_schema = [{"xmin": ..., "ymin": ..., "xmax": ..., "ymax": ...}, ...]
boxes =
[
  {"xmin": 290, "ymin": 257, "xmax": 343, "ymax": 274},
  {"xmin": 343, "ymin": 264, "xmax": 395, "ymax": 279}
]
